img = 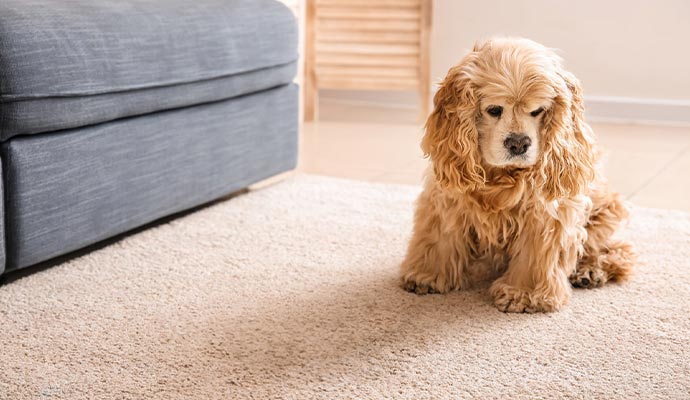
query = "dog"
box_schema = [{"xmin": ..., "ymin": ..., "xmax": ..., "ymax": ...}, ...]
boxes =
[{"xmin": 400, "ymin": 37, "xmax": 635, "ymax": 313}]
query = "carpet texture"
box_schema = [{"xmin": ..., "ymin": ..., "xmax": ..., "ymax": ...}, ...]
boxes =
[{"xmin": 1, "ymin": 175, "xmax": 688, "ymax": 399}]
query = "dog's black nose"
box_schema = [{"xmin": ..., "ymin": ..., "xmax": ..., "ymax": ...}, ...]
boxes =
[{"xmin": 504, "ymin": 133, "xmax": 532, "ymax": 156}]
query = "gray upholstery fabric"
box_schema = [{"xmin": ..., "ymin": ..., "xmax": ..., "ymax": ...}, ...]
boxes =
[
  {"xmin": 0, "ymin": 0, "xmax": 297, "ymax": 138},
  {"xmin": 0, "ymin": 62, "xmax": 296, "ymax": 140},
  {"xmin": 2, "ymin": 84, "xmax": 298, "ymax": 271},
  {"xmin": 0, "ymin": 160, "xmax": 4, "ymax": 275}
]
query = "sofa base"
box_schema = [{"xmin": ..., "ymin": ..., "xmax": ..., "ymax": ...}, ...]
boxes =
[{"xmin": 1, "ymin": 84, "xmax": 298, "ymax": 271}]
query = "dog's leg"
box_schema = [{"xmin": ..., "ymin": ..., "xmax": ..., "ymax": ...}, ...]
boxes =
[
  {"xmin": 570, "ymin": 191, "xmax": 635, "ymax": 288},
  {"xmin": 490, "ymin": 246, "xmax": 573, "ymax": 313},
  {"xmin": 490, "ymin": 206, "xmax": 586, "ymax": 313},
  {"xmin": 400, "ymin": 192, "xmax": 470, "ymax": 295}
]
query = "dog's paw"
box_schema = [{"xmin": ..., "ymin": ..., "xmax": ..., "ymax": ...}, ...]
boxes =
[
  {"xmin": 490, "ymin": 284, "xmax": 563, "ymax": 313},
  {"xmin": 573, "ymin": 242, "xmax": 635, "ymax": 289},
  {"xmin": 492, "ymin": 286, "xmax": 538, "ymax": 313},
  {"xmin": 569, "ymin": 266, "xmax": 607, "ymax": 289},
  {"xmin": 402, "ymin": 279, "xmax": 440, "ymax": 295}
]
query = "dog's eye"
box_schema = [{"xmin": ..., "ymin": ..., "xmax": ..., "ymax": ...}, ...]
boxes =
[
  {"xmin": 530, "ymin": 107, "xmax": 544, "ymax": 117},
  {"xmin": 486, "ymin": 106, "xmax": 503, "ymax": 118}
]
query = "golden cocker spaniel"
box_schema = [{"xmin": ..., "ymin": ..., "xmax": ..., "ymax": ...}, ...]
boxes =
[{"xmin": 401, "ymin": 38, "xmax": 635, "ymax": 313}]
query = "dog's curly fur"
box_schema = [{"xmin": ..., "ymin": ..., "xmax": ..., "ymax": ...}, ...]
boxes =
[{"xmin": 400, "ymin": 38, "xmax": 635, "ymax": 313}]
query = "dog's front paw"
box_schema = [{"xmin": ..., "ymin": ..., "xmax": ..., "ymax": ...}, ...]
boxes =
[
  {"xmin": 490, "ymin": 283, "xmax": 564, "ymax": 313},
  {"xmin": 400, "ymin": 272, "xmax": 452, "ymax": 295},
  {"xmin": 491, "ymin": 285, "xmax": 538, "ymax": 313},
  {"xmin": 402, "ymin": 279, "xmax": 440, "ymax": 295}
]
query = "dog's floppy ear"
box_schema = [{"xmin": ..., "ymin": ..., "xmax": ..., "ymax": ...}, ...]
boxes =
[
  {"xmin": 538, "ymin": 69, "xmax": 596, "ymax": 201},
  {"xmin": 422, "ymin": 54, "xmax": 485, "ymax": 192}
]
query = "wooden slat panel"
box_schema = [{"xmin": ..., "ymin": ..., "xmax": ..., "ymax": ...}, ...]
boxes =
[
  {"xmin": 317, "ymin": 53, "xmax": 419, "ymax": 67},
  {"xmin": 418, "ymin": 0, "xmax": 432, "ymax": 119},
  {"xmin": 317, "ymin": 31, "xmax": 419, "ymax": 44},
  {"xmin": 317, "ymin": 7, "xmax": 419, "ymax": 20},
  {"xmin": 318, "ymin": 0, "xmax": 420, "ymax": 8},
  {"xmin": 318, "ymin": 76, "xmax": 419, "ymax": 90},
  {"xmin": 317, "ymin": 66, "xmax": 419, "ymax": 79},
  {"xmin": 305, "ymin": 0, "xmax": 430, "ymax": 121},
  {"xmin": 318, "ymin": 19, "xmax": 420, "ymax": 32},
  {"xmin": 316, "ymin": 42, "xmax": 419, "ymax": 56}
]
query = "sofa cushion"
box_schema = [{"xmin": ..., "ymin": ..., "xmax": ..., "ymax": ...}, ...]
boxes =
[{"xmin": 0, "ymin": 0, "xmax": 297, "ymax": 140}]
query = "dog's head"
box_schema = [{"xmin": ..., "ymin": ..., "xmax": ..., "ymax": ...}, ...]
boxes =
[{"xmin": 423, "ymin": 37, "xmax": 595, "ymax": 200}]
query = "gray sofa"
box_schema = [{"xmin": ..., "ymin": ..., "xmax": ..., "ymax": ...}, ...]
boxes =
[{"xmin": 0, "ymin": 0, "xmax": 299, "ymax": 274}]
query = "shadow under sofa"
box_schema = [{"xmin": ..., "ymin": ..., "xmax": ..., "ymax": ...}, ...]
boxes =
[{"xmin": 0, "ymin": 0, "xmax": 298, "ymax": 274}]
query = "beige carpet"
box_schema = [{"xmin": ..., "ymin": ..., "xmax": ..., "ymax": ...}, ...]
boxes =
[{"xmin": 1, "ymin": 175, "xmax": 689, "ymax": 399}]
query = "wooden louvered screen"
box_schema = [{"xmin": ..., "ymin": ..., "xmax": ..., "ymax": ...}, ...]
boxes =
[{"xmin": 304, "ymin": 0, "xmax": 432, "ymax": 121}]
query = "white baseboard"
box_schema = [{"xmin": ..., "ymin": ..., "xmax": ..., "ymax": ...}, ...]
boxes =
[
  {"xmin": 320, "ymin": 90, "xmax": 690, "ymax": 126},
  {"xmin": 584, "ymin": 96, "xmax": 690, "ymax": 126}
]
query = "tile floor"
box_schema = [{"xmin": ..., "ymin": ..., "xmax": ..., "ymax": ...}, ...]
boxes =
[{"xmin": 295, "ymin": 101, "xmax": 690, "ymax": 212}]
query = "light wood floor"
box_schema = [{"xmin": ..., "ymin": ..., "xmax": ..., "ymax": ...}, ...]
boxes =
[{"xmin": 294, "ymin": 101, "xmax": 690, "ymax": 212}]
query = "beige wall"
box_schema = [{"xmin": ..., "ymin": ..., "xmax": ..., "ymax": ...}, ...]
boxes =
[
  {"xmin": 320, "ymin": 0, "xmax": 690, "ymax": 122},
  {"xmin": 432, "ymin": 0, "xmax": 690, "ymax": 101}
]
